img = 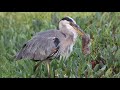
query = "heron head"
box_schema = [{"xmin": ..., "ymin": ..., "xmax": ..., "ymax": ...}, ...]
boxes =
[{"xmin": 59, "ymin": 16, "xmax": 85, "ymax": 36}]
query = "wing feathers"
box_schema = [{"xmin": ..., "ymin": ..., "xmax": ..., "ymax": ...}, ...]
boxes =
[{"xmin": 16, "ymin": 37, "xmax": 60, "ymax": 61}]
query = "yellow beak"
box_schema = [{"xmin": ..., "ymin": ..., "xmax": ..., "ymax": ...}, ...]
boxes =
[
  {"xmin": 71, "ymin": 22, "xmax": 85, "ymax": 36},
  {"xmin": 77, "ymin": 28, "xmax": 85, "ymax": 36}
]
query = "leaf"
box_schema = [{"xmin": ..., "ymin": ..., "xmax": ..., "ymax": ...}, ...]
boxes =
[
  {"xmin": 93, "ymin": 64, "xmax": 100, "ymax": 72},
  {"xmin": 105, "ymin": 68, "xmax": 113, "ymax": 77},
  {"xmin": 100, "ymin": 65, "xmax": 107, "ymax": 71}
]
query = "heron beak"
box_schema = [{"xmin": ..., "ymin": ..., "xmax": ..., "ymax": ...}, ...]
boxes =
[
  {"xmin": 71, "ymin": 22, "xmax": 85, "ymax": 36},
  {"xmin": 76, "ymin": 25, "xmax": 85, "ymax": 36}
]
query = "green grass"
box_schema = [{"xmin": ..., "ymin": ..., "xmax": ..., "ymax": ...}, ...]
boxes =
[{"xmin": 0, "ymin": 12, "xmax": 120, "ymax": 78}]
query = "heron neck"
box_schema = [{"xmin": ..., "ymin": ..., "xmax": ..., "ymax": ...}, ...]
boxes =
[{"xmin": 60, "ymin": 28, "xmax": 78, "ymax": 42}]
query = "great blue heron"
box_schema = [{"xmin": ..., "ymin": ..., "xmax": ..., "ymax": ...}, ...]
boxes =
[{"xmin": 16, "ymin": 16, "xmax": 86, "ymax": 77}]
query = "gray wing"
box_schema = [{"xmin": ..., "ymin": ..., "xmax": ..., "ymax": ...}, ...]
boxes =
[{"xmin": 16, "ymin": 36, "xmax": 60, "ymax": 61}]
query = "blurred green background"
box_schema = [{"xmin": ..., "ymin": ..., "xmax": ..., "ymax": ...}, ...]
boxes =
[{"xmin": 0, "ymin": 12, "xmax": 120, "ymax": 78}]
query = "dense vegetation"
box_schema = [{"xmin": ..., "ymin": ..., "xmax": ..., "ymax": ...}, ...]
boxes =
[{"xmin": 0, "ymin": 12, "xmax": 120, "ymax": 78}]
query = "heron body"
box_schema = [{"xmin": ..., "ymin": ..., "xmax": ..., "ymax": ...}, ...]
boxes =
[
  {"xmin": 16, "ymin": 16, "xmax": 85, "ymax": 77},
  {"xmin": 16, "ymin": 29, "xmax": 76, "ymax": 60}
]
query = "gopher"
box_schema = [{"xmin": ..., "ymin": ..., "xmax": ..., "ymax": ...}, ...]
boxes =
[{"xmin": 82, "ymin": 34, "xmax": 91, "ymax": 55}]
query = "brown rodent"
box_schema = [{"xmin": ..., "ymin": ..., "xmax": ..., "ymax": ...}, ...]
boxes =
[{"xmin": 82, "ymin": 34, "xmax": 91, "ymax": 55}]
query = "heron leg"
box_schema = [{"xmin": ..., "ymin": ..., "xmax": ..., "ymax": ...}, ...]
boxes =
[
  {"xmin": 33, "ymin": 61, "xmax": 42, "ymax": 72},
  {"xmin": 46, "ymin": 60, "xmax": 51, "ymax": 78}
]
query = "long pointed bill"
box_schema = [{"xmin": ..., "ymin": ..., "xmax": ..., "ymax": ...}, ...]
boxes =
[
  {"xmin": 71, "ymin": 22, "xmax": 85, "ymax": 36},
  {"xmin": 77, "ymin": 28, "xmax": 85, "ymax": 36}
]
